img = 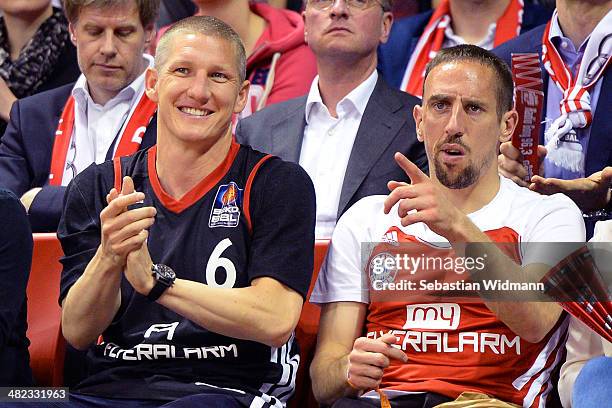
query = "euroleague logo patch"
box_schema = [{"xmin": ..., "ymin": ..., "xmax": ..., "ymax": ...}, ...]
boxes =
[{"xmin": 209, "ymin": 182, "xmax": 242, "ymax": 228}]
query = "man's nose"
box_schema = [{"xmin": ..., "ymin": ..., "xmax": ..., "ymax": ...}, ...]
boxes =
[
  {"xmin": 445, "ymin": 102, "xmax": 466, "ymax": 137},
  {"xmin": 186, "ymin": 72, "xmax": 212, "ymax": 102},
  {"xmin": 329, "ymin": 0, "xmax": 350, "ymax": 18},
  {"xmin": 100, "ymin": 30, "xmax": 118, "ymax": 58}
]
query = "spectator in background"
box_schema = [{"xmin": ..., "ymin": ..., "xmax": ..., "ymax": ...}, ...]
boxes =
[
  {"xmin": 0, "ymin": 0, "xmax": 80, "ymax": 135},
  {"xmin": 0, "ymin": 188, "xmax": 33, "ymax": 386},
  {"xmin": 0, "ymin": 0, "xmax": 160, "ymax": 232},
  {"xmin": 153, "ymin": 0, "xmax": 317, "ymax": 120},
  {"xmin": 559, "ymin": 220, "xmax": 612, "ymax": 408},
  {"xmin": 495, "ymin": 0, "xmax": 611, "ymax": 238},
  {"xmin": 156, "ymin": 0, "xmax": 195, "ymax": 28},
  {"xmin": 236, "ymin": 0, "xmax": 427, "ymax": 239},
  {"xmin": 378, "ymin": 0, "xmax": 551, "ymax": 95}
]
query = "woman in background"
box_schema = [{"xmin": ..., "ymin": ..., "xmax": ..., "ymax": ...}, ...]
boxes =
[{"xmin": 0, "ymin": 0, "xmax": 80, "ymax": 134}]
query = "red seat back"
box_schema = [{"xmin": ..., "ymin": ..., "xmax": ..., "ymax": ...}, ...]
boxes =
[
  {"xmin": 289, "ymin": 240, "xmax": 329, "ymax": 408},
  {"xmin": 26, "ymin": 233, "xmax": 65, "ymax": 386}
]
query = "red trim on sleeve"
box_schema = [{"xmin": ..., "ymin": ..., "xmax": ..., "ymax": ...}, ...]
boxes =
[
  {"xmin": 147, "ymin": 142, "xmax": 241, "ymax": 214},
  {"xmin": 243, "ymin": 154, "xmax": 273, "ymax": 233},
  {"xmin": 113, "ymin": 157, "xmax": 123, "ymax": 192}
]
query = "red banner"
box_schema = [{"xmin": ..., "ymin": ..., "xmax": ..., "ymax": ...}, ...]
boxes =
[{"xmin": 511, "ymin": 53, "xmax": 544, "ymax": 182}]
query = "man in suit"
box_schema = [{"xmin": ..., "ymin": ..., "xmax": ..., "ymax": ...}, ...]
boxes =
[
  {"xmin": 237, "ymin": 0, "xmax": 427, "ymax": 239},
  {"xmin": 378, "ymin": 0, "xmax": 551, "ymax": 94},
  {"xmin": 495, "ymin": 0, "xmax": 611, "ymax": 238},
  {"xmin": 0, "ymin": 0, "xmax": 160, "ymax": 232}
]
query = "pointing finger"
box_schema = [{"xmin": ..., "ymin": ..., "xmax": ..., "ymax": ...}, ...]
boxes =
[{"xmin": 394, "ymin": 152, "xmax": 427, "ymax": 185}]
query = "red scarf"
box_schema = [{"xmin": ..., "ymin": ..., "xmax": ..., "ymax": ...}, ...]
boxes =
[
  {"xmin": 541, "ymin": 10, "xmax": 611, "ymax": 172},
  {"xmin": 48, "ymin": 92, "xmax": 157, "ymax": 186},
  {"xmin": 401, "ymin": 0, "xmax": 524, "ymax": 97}
]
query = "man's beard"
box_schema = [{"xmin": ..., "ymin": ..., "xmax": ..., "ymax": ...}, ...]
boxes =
[
  {"xmin": 434, "ymin": 149, "xmax": 493, "ymax": 190},
  {"xmin": 435, "ymin": 161, "xmax": 478, "ymax": 189}
]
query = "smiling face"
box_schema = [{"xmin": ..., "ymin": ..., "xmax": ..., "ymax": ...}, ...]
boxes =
[
  {"xmin": 303, "ymin": 0, "xmax": 392, "ymax": 61},
  {"xmin": 69, "ymin": 1, "xmax": 153, "ymax": 105},
  {"xmin": 145, "ymin": 32, "xmax": 249, "ymax": 150},
  {"xmin": 414, "ymin": 60, "xmax": 516, "ymax": 190}
]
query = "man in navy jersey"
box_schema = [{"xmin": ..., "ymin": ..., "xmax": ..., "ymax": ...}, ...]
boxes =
[{"xmin": 58, "ymin": 16, "xmax": 315, "ymax": 408}]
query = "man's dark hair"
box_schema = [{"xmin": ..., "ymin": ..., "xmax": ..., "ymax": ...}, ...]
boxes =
[
  {"xmin": 423, "ymin": 44, "xmax": 514, "ymax": 118},
  {"xmin": 62, "ymin": 0, "xmax": 160, "ymax": 28},
  {"xmin": 156, "ymin": 15, "xmax": 247, "ymax": 84}
]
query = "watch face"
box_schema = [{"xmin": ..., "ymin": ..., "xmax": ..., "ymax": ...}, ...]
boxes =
[{"xmin": 154, "ymin": 264, "xmax": 175, "ymax": 280}]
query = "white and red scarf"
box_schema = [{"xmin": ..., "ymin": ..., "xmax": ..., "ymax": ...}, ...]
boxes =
[
  {"xmin": 49, "ymin": 92, "xmax": 157, "ymax": 186},
  {"xmin": 400, "ymin": 0, "xmax": 524, "ymax": 97},
  {"xmin": 542, "ymin": 9, "xmax": 612, "ymax": 173}
]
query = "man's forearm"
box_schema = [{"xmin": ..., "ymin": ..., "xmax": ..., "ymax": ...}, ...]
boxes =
[
  {"xmin": 452, "ymin": 220, "xmax": 562, "ymax": 342},
  {"xmin": 311, "ymin": 351, "xmax": 357, "ymax": 405},
  {"xmin": 61, "ymin": 248, "xmax": 123, "ymax": 350},
  {"xmin": 157, "ymin": 277, "xmax": 302, "ymax": 348}
]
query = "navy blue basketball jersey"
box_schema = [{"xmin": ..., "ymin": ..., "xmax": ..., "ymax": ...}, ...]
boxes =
[{"xmin": 58, "ymin": 142, "xmax": 316, "ymax": 407}]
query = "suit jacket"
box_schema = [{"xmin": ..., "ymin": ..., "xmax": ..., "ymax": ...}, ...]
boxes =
[
  {"xmin": 235, "ymin": 75, "xmax": 428, "ymax": 219},
  {"xmin": 0, "ymin": 83, "xmax": 157, "ymax": 232},
  {"xmin": 378, "ymin": 2, "xmax": 552, "ymax": 89}
]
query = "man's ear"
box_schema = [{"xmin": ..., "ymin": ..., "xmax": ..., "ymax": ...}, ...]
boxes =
[
  {"xmin": 143, "ymin": 24, "xmax": 155, "ymax": 51},
  {"xmin": 68, "ymin": 23, "xmax": 77, "ymax": 45},
  {"xmin": 233, "ymin": 80, "xmax": 251, "ymax": 114},
  {"xmin": 413, "ymin": 104, "xmax": 424, "ymax": 142},
  {"xmin": 379, "ymin": 11, "xmax": 394, "ymax": 44},
  {"xmin": 302, "ymin": 11, "xmax": 309, "ymax": 44},
  {"xmin": 145, "ymin": 67, "xmax": 159, "ymax": 103},
  {"xmin": 500, "ymin": 109, "xmax": 518, "ymax": 143}
]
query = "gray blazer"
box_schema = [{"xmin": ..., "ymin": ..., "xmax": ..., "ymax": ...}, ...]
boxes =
[{"xmin": 235, "ymin": 75, "xmax": 428, "ymax": 219}]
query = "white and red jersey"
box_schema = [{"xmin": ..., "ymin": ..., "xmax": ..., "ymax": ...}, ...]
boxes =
[{"xmin": 311, "ymin": 177, "xmax": 586, "ymax": 407}]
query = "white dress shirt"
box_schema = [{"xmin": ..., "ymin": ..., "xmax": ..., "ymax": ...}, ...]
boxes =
[
  {"xmin": 300, "ymin": 70, "xmax": 378, "ymax": 239},
  {"xmin": 61, "ymin": 54, "xmax": 154, "ymax": 186},
  {"xmin": 442, "ymin": 22, "xmax": 496, "ymax": 50}
]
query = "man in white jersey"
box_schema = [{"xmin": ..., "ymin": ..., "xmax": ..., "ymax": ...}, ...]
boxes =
[{"xmin": 310, "ymin": 45, "xmax": 585, "ymax": 407}]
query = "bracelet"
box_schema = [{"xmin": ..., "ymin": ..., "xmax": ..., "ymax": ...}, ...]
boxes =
[
  {"xmin": 346, "ymin": 366, "xmax": 360, "ymax": 390},
  {"xmin": 346, "ymin": 366, "xmax": 364, "ymax": 397}
]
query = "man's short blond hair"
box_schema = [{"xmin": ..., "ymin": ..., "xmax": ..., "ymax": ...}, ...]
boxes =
[{"xmin": 155, "ymin": 16, "xmax": 247, "ymax": 84}]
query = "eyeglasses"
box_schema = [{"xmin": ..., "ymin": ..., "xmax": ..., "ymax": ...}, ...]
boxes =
[{"xmin": 308, "ymin": 0, "xmax": 387, "ymax": 12}]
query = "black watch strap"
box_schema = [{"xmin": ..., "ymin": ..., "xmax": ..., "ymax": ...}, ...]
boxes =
[
  {"xmin": 147, "ymin": 264, "xmax": 175, "ymax": 302},
  {"xmin": 147, "ymin": 280, "xmax": 169, "ymax": 302}
]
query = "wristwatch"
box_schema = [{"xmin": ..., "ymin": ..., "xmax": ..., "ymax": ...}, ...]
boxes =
[{"xmin": 147, "ymin": 263, "xmax": 176, "ymax": 301}]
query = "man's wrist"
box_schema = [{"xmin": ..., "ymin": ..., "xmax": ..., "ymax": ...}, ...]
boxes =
[{"xmin": 89, "ymin": 247, "xmax": 125, "ymax": 276}]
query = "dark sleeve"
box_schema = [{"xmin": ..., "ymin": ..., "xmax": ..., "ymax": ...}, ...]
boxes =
[
  {"xmin": 247, "ymin": 160, "xmax": 316, "ymax": 299},
  {"xmin": 57, "ymin": 171, "xmax": 103, "ymax": 305},
  {"xmin": 0, "ymin": 189, "xmax": 32, "ymax": 348},
  {"xmin": 27, "ymin": 185, "xmax": 67, "ymax": 232},
  {"xmin": 0, "ymin": 101, "xmax": 33, "ymax": 198}
]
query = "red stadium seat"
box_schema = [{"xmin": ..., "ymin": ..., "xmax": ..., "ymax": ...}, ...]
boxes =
[
  {"xmin": 23, "ymin": 235, "xmax": 331, "ymax": 396},
  {"xmin": 289, "ymin": 239, "xmax": 329, "ymax": 408},
  {"xmin": 26, "ymin": 233, "xmax": 65, "ymax": 386}
]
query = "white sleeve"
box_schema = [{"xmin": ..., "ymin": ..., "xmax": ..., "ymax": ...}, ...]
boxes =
[
  {"xmin": 310, "ymin": 197, "xmax": 387, "ymax": 304},
  {"xmin": 520, "ymin": 193, "xmax": 586, "ymax": 266},
  {"xmin": 559, "ymin": 317, "xmax": 606, "ymax": 408}
]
